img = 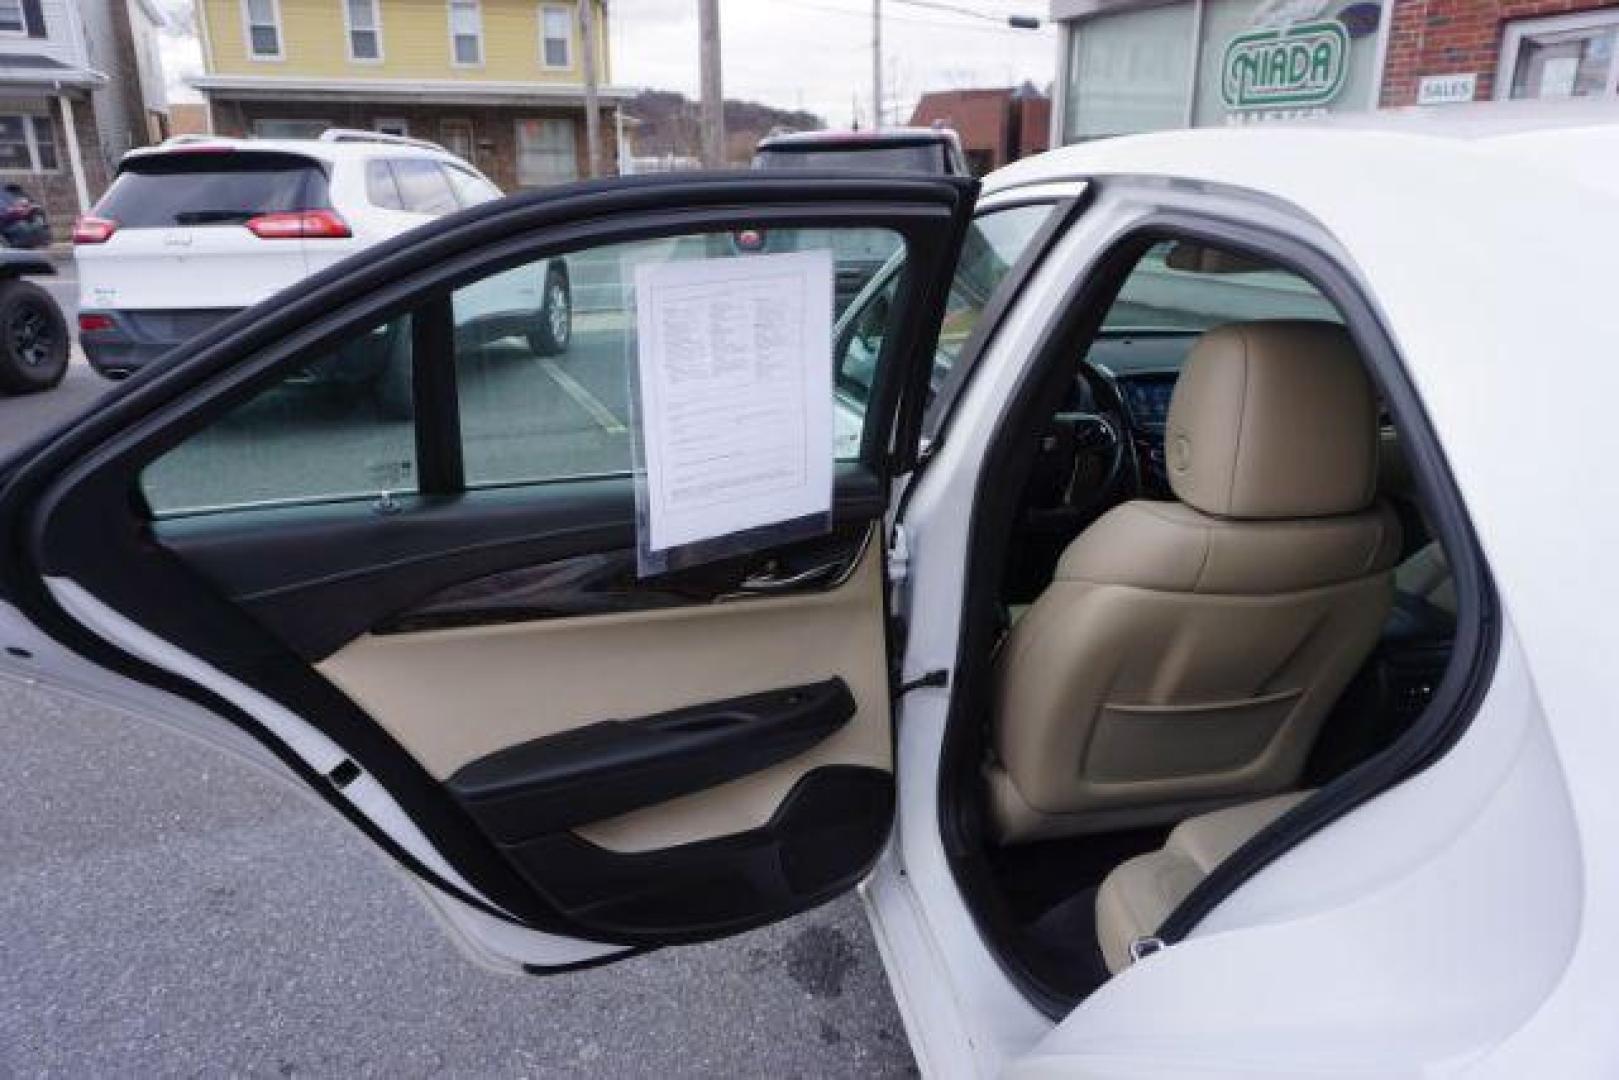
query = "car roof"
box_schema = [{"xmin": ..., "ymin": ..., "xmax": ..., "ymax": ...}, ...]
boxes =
[
  {"xmin": 986, "ymin": 99, "xmax": 1619, "ymax": 201},
  {"xmin": 758, "ymin": 127, "xmax": 959, "ymax": 150},
  {"xmin": 120, "ymin": 134, "xmax": 463, "ymax": 169}
]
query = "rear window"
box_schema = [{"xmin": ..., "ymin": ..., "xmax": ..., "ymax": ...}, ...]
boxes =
[
  {"xmin": 754, "ymin": 143, "xmax": 947, "ymax": 173},
  {"xmin": 96, "ymin": 151, "xmax": 330, "ymax": 228}
]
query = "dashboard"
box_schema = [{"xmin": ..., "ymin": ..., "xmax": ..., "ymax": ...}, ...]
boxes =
[
  {"xmin": 1082, "ymin": 331, "xmax": 1201, "ymax": 497},
  {"xmin": 1120, "ymin": 376, "xmax": 1177, "ymax": 431}
]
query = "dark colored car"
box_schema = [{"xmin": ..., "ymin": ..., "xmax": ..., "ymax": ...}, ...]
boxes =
[
  {"xmin": 0, "ymin": 183, "xmax": 50, "ymax": 249},
  {"xmin": 0, "ymin": 250, "xmax": 68, "ymax": 393},
  {"xmin": 752, "ymin": 128, "xmax": 971, "ymax": 312},
  {"xmin": 752, "ymin": 127, "xmax": 971, "ymax": 175}
]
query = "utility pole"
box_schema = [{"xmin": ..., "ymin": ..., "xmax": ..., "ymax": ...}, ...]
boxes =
[
  {"xmin": 871, "ymin": 0, "xmax": 882, "ymax": 130},
  {"xmin": 699, "ymin": 0, "xmax": 725, "ymax": 167},
  {"xmin": 578, "ymin": 0, "xmax": 602, "ymax": 176}
]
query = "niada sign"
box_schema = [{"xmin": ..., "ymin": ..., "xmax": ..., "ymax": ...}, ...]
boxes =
[{"xmin": 1221, "ymin": 19, "xmax": 1349, "ymax": 110}]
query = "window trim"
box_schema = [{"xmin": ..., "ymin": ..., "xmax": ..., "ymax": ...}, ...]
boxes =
[
  {"xmin": 0, "ymin": 113, "xmax": 58, "ymax": 173},
  {"xmin": 343, "ymin": 0, "xmax": 384, "ymax": 64},
  {"xmin": 240, "ymin": 0, "xmax": 284, "ymax": 62},
  {"xmin": 1495, "ymin": 8, "xmax": 1619, "ymax": 101},
  {"xmin": 539, "ymin": 3, "xmax": 573, "ymax": 70},
  {"xmin": 447, "ymin": 0, "xmax": 484, "ymax": 68},
  {"xmin": 0, "ymin": 0, "xmax": 25, "ymax": 38}
]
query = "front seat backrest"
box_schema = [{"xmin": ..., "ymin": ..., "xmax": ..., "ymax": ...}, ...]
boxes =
[{"xmin": 987, "ymin": 321, "xmax": 1401, "ymax": 844}]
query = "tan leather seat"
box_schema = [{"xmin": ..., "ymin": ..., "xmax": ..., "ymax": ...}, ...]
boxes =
[
  {"xmin": 1095, "ymin": 791, "xmax": 1309, "ymax": 973},
  {"xmin": 987, "ymin": 321, "xmax": 1400, "ymax": 843}
]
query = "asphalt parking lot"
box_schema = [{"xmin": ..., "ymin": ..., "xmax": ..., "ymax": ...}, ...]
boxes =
[{"xmin": 0, "ymin": 263, "xmax": 918, "ymax": 1076}]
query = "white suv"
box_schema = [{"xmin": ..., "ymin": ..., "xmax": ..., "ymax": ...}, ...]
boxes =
[{"xmin": 73, "ymin": 130, "xmax": 571, "ymax": 409}]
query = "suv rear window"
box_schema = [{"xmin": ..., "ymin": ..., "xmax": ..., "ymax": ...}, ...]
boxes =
[{"xmin": 95, "ymin": 151, "xmax": 331, "ymax": 228}]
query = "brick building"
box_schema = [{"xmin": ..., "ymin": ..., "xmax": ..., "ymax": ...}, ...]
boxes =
[
  {"xmin": 1049, "ymin": 0, "xmax": 1619, "ymax": 144},
  {"xmin": 908, "ymin": 85, "xmax": 1050, "ymax": 174}
]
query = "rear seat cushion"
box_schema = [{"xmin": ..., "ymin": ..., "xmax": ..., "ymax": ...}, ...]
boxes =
[{"xmin": 1095, "ymin": 791, "xmax": 1311, "ymax": 974}]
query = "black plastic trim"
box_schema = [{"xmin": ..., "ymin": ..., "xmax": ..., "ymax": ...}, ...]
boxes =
[
  {"xmin": 412, "ymin": 294, "xmax": 463, "ymax": 494},
  {"xmin": 450, "ymin": 678, "xmax": 856, "ymax": 842},
  {"xmin": 502, "ymin": 765, "xmax": 894, "ymax": 943}
]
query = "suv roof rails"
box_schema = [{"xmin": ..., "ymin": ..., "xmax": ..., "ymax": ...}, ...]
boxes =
[
  {"xmin": 318, "ymin": 128, "xmax": 446, "ymax": 153},
  {"xmin": 160, "ymin": 133, "xmax": 234, "ymax": 147}
]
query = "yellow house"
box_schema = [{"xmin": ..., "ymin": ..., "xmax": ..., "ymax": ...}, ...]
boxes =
[{"xmin": 191, "ymin": 0, "xmax": 628, "ymax": 190}]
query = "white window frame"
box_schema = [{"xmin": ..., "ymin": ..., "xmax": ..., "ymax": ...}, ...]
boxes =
[
  {"xmin": 374, "ymin": 117, "xmax": 410, "ymax": 137},
  {"xmin": 240, "ymin": 0, "xmax": 284, "ymax": 61},
  {"xmin": 0, "ymin": 114, "xmax": 58, "ymax": 173},
  {"xmin": 0, "ymin": 0, "xmax": 27, "ymax": 38},
  {"xmin": 539, "ymin": 3, "xmax": 573, "ymax": 70},
  {"xmin": 1496, "ymin": 9, "xmax": 1619, "ymax": 101},
  {"xmin": 447, "ymin": 0, "xmax": 484, "ymax": 68},
  {"xmin": 343, "ymin": 0, "xmax": 384, "ymax": 64}
]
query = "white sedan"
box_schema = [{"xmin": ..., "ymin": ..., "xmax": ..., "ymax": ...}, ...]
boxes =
[{"xmin": 3, "ymin": 102, "xmax": 1616, "ymax": 1076}]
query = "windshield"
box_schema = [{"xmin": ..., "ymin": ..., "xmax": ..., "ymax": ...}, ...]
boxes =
[
  {"xmin": 96, "ymin": 152, "xmax": 331, "ymax": 228},
  {"xmin": 836, "ymin": 202, "xmax": 1058, "ymax": 411},
  {"xmin": 754, "ymin": 143, "xmax": 947, "ymax": 173}
]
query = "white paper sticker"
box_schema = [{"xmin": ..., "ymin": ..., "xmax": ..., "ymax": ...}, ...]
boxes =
[{"xmin": 633, "ymin": 249, "xmax": 834, "ymax": 554}]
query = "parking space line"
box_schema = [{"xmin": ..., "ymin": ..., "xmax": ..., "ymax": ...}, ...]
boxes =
[{"xmin": 540, "ymin": 358, "xmax": 628, "ymax": 434}]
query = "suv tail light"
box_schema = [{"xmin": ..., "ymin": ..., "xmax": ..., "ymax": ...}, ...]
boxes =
[
  {"xmin": 73, "ymin": 216, "xmax": 119, "ymax": 244},
  {"xmin": 79, "ymin": 313, "xmax": 115, "ymax": 333},
  {"xmin": 245, "ymin": 209, "xmax": 352, "ymax": 239}
]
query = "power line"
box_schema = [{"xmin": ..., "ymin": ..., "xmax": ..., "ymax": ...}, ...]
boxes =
[{"xmin": 776, "ymin": 0, "xmax": 1043, "ymax": 33}]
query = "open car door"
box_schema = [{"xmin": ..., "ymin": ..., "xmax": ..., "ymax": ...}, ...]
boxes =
[{"xmin": 0, "ymin": 173, "xmax": 975, "ymax": 970}]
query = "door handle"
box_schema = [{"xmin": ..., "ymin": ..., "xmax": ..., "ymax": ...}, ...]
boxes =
[{"xmin": 737, "ymin": 559, "xmax": 845, "ymax": 594}]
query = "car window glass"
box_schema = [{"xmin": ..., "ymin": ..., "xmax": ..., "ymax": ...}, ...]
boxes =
[
  {"xmin": 96, "ymin": 152, "xmax": 330, "ymax": 227},
  {"xmin": 390, "ymin": 158, "xmax": 459, "ymax": 215},
  {"xmin": 445, "ymin": 164, "xmax": 502, "ymax": 206},
  {"xmin": 453, "ymin": 226, "xmax": 905, "ymax": 488},
  {"xmin": 366, "ymin": 159, "xmax": 405, "ymax": 210},
  {"xmin": 140, "ymin": 314, "xmax": 416, "ymax": 517},
  {"xmin": 1103, "ymin": 242, "xmax": 1340, "ymax": 330},
  {"xmin": 834, "ymin": 202, "xmax": 1057, "ymax": 416}
]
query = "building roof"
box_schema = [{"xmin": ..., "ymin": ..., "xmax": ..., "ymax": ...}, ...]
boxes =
[
  {"xmin": 0, "ymin": 54, "xmax": 106, "ymax": 90},
  {"xmin": 190, "ymin": 74, "xmax": 635, "ymax": 108}
]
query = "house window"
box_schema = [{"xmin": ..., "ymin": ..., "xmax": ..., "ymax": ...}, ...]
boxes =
[
  {"xmin": 346, "ymin": 0, "xmax": 382, "ymax": 61},
  {"xmin": 515, "ymin": 118, "xmax": 578, "ymax": 186},
  {"xmin": 541, "ymin": 5, "xmax": 572, "ymax": 69},
  {"xmin": 242, "ymin": 0, "xmax": 282, "ymax": 59},
  {"xmin": 449, "ymin": 0, "xmax": 482, "ymax": 65},
  {"xmin": 440, "ymin": 118, "xmax": 475, "ymax": 161},
  {"xmin": 1499, "ymin": 11, "xmax": 1619, "ymax": 100},
  {"xmin": 0, "ymin": 116, "xmax": 57, "ymax": 172},
  {"xmin": 374, "ymin": 118, "xmax": 410, "ymax": 137},
  {"xmin": 252, "ymin": 118, "xmax": 330, "ymax": 138},
  {"xmin": 0, "ymin": 0, "xmax": 24, "ymax": 35}
]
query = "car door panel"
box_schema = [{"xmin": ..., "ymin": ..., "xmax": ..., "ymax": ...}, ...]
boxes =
[
  {"xmin": 3, "ymin": 173, "xmax": 975, "ymax": 962},
  {"xmin": 150, "ymin": 467, "xmax": 885, "ymax": 662}
]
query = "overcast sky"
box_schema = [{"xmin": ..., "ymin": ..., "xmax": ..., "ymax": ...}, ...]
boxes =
[{"xmin": 157, "ymin": 0, "xmax": 1056, "ymax": 126}]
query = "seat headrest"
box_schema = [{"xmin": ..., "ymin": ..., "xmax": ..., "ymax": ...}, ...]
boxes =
[{"xmin": 1165, "ymin": 320, "xmax": 1379, "ymax": 520}]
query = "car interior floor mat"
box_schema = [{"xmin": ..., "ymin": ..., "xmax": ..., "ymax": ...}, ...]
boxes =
[{"xmin": 1020, "ymin": 886, "xmax": 1112, "ymax": 1001}]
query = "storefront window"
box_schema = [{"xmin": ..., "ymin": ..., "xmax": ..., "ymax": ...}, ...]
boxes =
[
  {"xmin": 1064, "ymin": 4, "xmax": 1195, "ymax": 141},
  {"xmin": 1062, "ymin": 0, "xmax": 1386, "ymax": 142},
  {"xmin": 1501, "ymin": 12, "xmax": 1619, "ymax": 100}
]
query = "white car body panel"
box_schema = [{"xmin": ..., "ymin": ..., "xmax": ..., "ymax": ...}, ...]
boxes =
[
  {"xmin": 867, "ymin": 109, "xmax": 1619, "ymax": 1075},
  {"xmin": 76, "ymin": 225, "xmax": 321, "ymax": 312},
  {"xmin": 7, "ymin": 103, "xmax": 1615, "ymax": 1073}
]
